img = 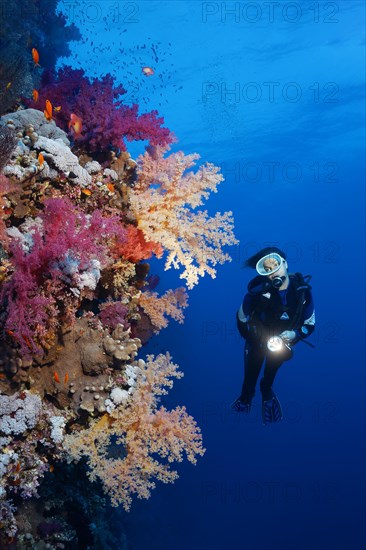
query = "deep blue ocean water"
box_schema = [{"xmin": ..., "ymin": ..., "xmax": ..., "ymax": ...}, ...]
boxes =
[{"xmin": 57, "ymin": 1, "xmax": 365, "ymax": 549}]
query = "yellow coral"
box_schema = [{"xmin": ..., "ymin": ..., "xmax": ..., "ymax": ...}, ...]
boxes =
[
  {"xmin": 138, "ymin": 287, "xmax": 188, "ymax": 332},
  {"xmin": 63, "ymin": 353, "xmax": 205, "ymax": 511},
  {"xmin": 129, "ymin": 145, "xmax": 239, "ymax": 289}
]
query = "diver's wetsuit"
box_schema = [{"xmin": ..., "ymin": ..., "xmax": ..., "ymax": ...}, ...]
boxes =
[{"xmin": 236, "ymin": 274, "xmax": 315, "ymax": 402}]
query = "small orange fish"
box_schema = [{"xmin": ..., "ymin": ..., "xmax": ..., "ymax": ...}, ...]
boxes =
[
  {"xmin": 15, "ymin": 462, "xmax": 21, "ymax": 473},
  {"xmin": 32, "ymin": 47, "xmax": 40, "ymax": 66},
  {"xmin": 6, "ymin": 329, "xmax": 15, "ymax": 337},
  {"xmin": 32, "ymin": 89, "xmax": 39, "ymax": 102},
  {"xmin": 81, "ymin": 188, "xmax": 92, "ymax": 196},
  {"xmin": 49, "ymin": 464, "xmax": 55, "ymax": 473},
  {"xmin": 44, "ymin": 99, "xmax": 53, "ymax": 121},
  {"xmin": 107, "ymin": 183, "xmax": 115, "ymax": 193},
  {"xmin": 22, "ymin": 335, "xmax": 32, "ymax": 349},
  {"xmin": 68, "ymin": 113, "xmax": 83, "ymax": 137},
  {"xmin": 142, "ymin": 66, "xmax": 154, "ymax": 76},
  {"xmin": 53, "ymin": 372, "xmax": 60, "ymax": 383},
  {"xmin": 38, "ymin": 152, "xmax": 44, "ymax": 167},
  {"xmin": 64, "ymin": 373, "xmax": 69, "ymax": 384},
  {"xmin": 54, "ymin": 105, "xmax": 62, "ymax": 112},
  {"xmin": 0, "ymin": 373, "xmax": 6, "ymax": 380}
]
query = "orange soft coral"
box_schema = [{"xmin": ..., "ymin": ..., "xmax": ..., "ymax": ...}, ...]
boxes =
[
  {"xmin": 129, "ymin": 145, "xmax": 239, "ymax": 289},
  {"xmin": 138, "ymin": 287, "xmax": 188, "ymax": 332},
  {"xmin": 113, "ymin": 224, "xmax": 163, "ymax": 263},
  {"xmin": 63, "ymin": 353, "xmax": 205, "ymax": 511}
]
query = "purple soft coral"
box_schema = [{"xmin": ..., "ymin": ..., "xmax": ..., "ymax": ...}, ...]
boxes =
[
  {"xmin": 26, "ymin": 68, "xmax": 174, "ymax": 154},
  {"xmin": 98, "ymin": 302, "xmax": 130, "ymax": 331}
]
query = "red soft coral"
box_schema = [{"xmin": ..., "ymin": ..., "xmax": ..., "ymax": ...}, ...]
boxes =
[{"xmin": 113, "ymin": 225, "xmax": 163, "ymax": 263}]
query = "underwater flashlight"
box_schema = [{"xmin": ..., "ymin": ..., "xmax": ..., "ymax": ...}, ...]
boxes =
[
  {"xmin": 267, "ymin": 336, "xmax": 284, "ymax": 352},
  {"xmin": 267, "ymin": 336, "xmax": 293, "ymax": 361}
]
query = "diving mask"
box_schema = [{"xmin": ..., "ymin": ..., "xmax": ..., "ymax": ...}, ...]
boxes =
[
  {"xmin": 256, "ymin": 253, "xmax": 284, "ymax": 276},
  {"xmin": 256, "ymin": 253, "xmax": 286, "ymax": 288}
]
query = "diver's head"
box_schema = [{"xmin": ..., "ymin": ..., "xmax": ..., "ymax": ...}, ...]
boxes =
[
  {"xmin": 256, "ymin": 252, "xmax": 289, "ymax": 289},
  {"xmin": 244, "ymin": 247, "xmax": 289, "ymax": 290}
]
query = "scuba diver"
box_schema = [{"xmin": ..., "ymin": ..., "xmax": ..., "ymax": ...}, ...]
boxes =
[{"xmin": 232, "ymin": 247, "xmax": 315, "ymax": 425}]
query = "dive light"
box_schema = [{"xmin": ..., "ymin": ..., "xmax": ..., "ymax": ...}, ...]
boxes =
[{"xmin": 267, "ymin": 335, "xmax": 293, "ymax": 361}]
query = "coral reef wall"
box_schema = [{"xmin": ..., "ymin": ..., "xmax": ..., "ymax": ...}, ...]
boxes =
[{"xmin": 0, "ymin": 2, "xmax": 238, "ymax": 546}]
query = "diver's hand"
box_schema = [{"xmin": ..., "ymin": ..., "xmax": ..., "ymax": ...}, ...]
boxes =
[{"xmin": 279, "ymin": 330, "xmax": 296, "ymax": 342}]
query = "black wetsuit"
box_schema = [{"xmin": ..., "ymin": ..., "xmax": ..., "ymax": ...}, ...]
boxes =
[{"xmin": 236, "ymin": 273, "xmax": 315, "ymax": 401}]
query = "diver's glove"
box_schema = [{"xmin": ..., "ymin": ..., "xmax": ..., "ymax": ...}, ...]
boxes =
[{"xmin": 279, "ymin": 330, "xmax": 296, "ymax": 342}]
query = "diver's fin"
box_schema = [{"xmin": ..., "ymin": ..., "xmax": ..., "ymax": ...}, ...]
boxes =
[
  {"xmin": 261, "ymin": 394, "xmax": 283, "ymax": 425},
  {"xmin": 231, "ymin": 396, "xmax": 251, "ymax": 413}
]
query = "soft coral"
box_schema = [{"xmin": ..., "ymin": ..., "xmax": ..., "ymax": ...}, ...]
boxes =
[
  {"xmin": 113, "ymin": 225, "xmax": 163, "ymax": 263},
  {"xmin": 26, "ymin": 68, "xmax": 174, "ymax": 154},
  {"xmin": 0, "ymin": 197, "xmax": 127, "ymax": 355}
]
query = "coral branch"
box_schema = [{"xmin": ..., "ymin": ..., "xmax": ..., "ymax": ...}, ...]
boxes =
[
  {"xmin": 138, "ymin": 288, "xmax": 188, "ymax": 332},
  {"xmin": 64, "ymin": 353, "xmax": 205, "ymax": 510},
  {"xmin": 129, "ymin": 145, "xmax": 239, "ymax": 288}
]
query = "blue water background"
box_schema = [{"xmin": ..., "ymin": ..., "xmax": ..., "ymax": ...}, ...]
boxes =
[{"xmin": 58, "ymin": 2, "xmax": 365, "ymax": 549}]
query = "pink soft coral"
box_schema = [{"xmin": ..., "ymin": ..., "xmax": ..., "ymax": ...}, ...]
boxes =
[
  {"xmin": 26, "ymin": 68, "xmax": 174, "ymax": 154},
  {"xmin": 0, "ymin": 197, "xmax": 127, "ymax": 355}
]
